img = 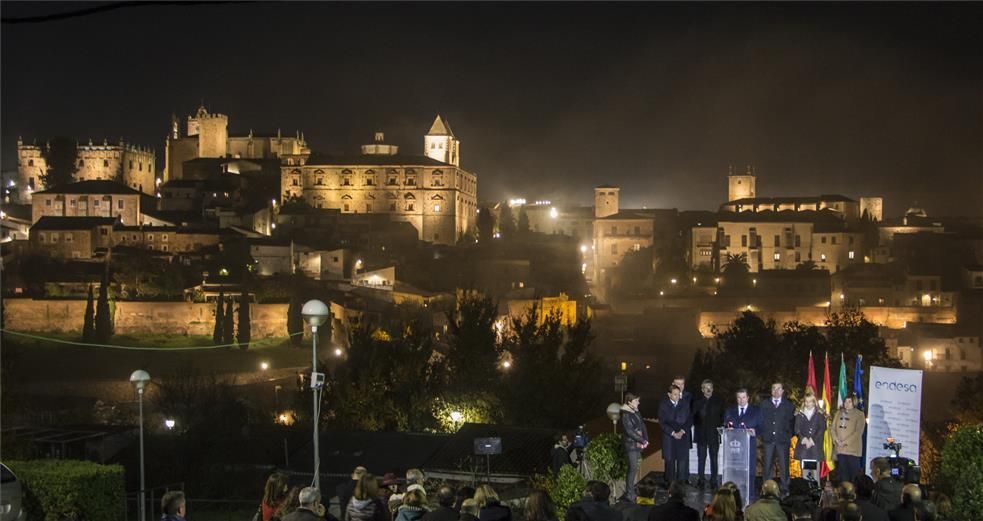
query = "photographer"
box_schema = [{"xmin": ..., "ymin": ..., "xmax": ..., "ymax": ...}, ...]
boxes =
[
  {"xmin": 552, "ymin": 433, "xmax": 573, "ymax": 477},
  {"xmin": 870, "ymin": 458, "xmax": 903, "ymax": 512}
]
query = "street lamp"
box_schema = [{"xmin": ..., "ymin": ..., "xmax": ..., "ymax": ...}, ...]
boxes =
[
  {"xmin": 606, "ymin": 403, "xmax": 622, "ymax": 434},
  {"xmin": 164, "ymin": 419, "xmax": 176, "ymax": 430},
  {"xmin": 260, "ymin": 361, "xmax": 269, "ymax": 371},
  {"xmin": 302, "ymin": 299, "xmax": 330, "ymax": 489},
  {"xmin": 450, "ymin": 410, "xmax": 463, "ymax": 425},
  {"xmin": 129, "ymin": 369, "xmax": 150, "ymax": 521}
]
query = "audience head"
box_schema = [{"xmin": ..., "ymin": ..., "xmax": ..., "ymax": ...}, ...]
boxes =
[
  {"xmin": 635, "ymin": 477, "xmax": 657, "ymax": 501},
  {"xmin": 837, "ymin": 481, "xmax": 857, "ymax": 503},
  {"xmin": 406, "ymin": 468, "xmax": 426, "ymax": 485},
  {"xmin": 355, "ymin": 473, "xmax": 380, "ymax": 500},
  {"xmin": 436, "ymin": 486, "xmax": 456, "ymax": 508},
  {"xmin": 761, "ymin": 480, "xmax": 780, "ymax": 498},
  {"xmin": 524, "ymin": 489, "xmax": 556, "ymax": 521},
  {"xmin": 352, "ymin": 466, "xmax": 368, "ymax": 480},
  {"xmin": 710, "ymin": 488, "xmax": 737, "ymax": 521},
  {"xmin": 901, "ymin": 484, "xmax": 922, "ymax": 506},
  {"xmin": 161, "ymin": 491, "xmax": 186, "ymax": 517},
  {"xmin": 585, "ymin": 481, "xmax": 611, "ymax": 503},
  {"xmin": 455, "ymin": 486, "xmax": 476, "ymax": 510},
  {"xmin": 787, "ymin": 499, "xmax": 815, "ymax": 520},
  {"xmin": 841, "ymin": 503, "xmax": 862, "ymax": 521},
  {"xmin": 852, "ymin": 475, "xmax": 875, "ymax": 499},
  {"xmin": 668, "ymin": 480, "xmax": 687, "ymax": 499},
  {"xmin": 474, "ymin": 485, "xmax": 500, "ymax": 507},
  {"xmin": 788, "ymin": 478, "xmax": 813, "ymax": 498},
  {"xmin": 461, "ymin": 499, "xmax": 480, "ymax": 517},
  {"xmin": 871, "ymin": 457, "xmax": 891, "ymax": 480},
  {"xmin": 299, "ymin": 487, "xmax": 321, "ymax": 508},
  {"xmin": 722, "ymin": 481, "xmax": 743, "ymax": 512},
  {"xmin": 403, "ymin": 489, "xmax": 426, "ymax": 508},
  {"xmin": 263, "ymin": 472, "xmax": 289, "ymax": 506}
]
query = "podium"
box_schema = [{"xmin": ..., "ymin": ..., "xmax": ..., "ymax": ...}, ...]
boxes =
[{"xmin": 719, "ymin": 428, "xmax": 753, "ymax": 508}]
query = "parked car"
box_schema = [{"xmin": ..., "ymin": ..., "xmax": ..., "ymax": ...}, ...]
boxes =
[{"xmin": 1, "ymin": 463, "xmax": 24, "ymax": 521}]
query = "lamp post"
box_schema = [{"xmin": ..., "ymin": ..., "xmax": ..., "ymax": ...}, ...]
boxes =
[
  {"xmin": 302, "ymin": 299, "xmax": 330, "ymax": 490},
  {"xmin": 606, "ymin": 403, "xmax": 622, "ymax": 434},
  {"xmin": 129, "ymin": 369, "xmax": 151, "ymax": 521}
]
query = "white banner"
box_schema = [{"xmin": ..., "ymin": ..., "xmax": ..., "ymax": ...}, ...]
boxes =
[{"xmin": 864, "ymin": 365, "xmax": 923, "ymax": 474}]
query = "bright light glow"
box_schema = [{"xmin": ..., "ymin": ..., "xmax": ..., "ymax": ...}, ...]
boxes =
[
  {"xmin": 839, "ymin": 293, "xmax": 845, "ymax": 300},
  {"xmin": 272, "ymin": 198, "xmax": 277, "ymax": 206},
  {"xmin": 752, "ymin": 278, "xmax": 757, "ymax": 286},
  {"xmin": 271, "ymin": 223, "xmax": 277, "ymax": 229},
  {"xmin": 164, "ymin": 419, "xmax": 176, "ymax": 430},
  {"xmin": 355, "ymin": 259, "xmax": 363, "ymax": 268},
  {"xmin": 581, "ymin": 263, "xmax": 587, "ymax": 274},
  {"xmin": 7, "ymin": 180, "xmax": 14, "ymax": 187},
  {"xmin": 502, "ymin": 360, "xmax": 512, "ymax": 369},
  {"xmin": 279, "ymin": 414, "xmax": 288, "ymax": 423},
  {"xmin": 659, "ymin": 290, "xmax": 665, "ymax": 296},
  {"xmin": 508, "ymin": 198, "xmax": 526, "ymax": 207},
  {"xmin": 580, "ymin": 245, "xmax": 588, "ymax": 253},
  {"xmin": 670, "ymin": 278, "xmax": 677, "ymax": 285},
  {"xmin": 549, "ymin": 207, "xmax": 558, "ymax": 219},
  {"xmin": 714, "ymin": 277, "xmax": 721, "ymax": 284},
  {"xmin": 334, "ymin": 348, "xmax": 343, "ymax": 357},
  {"xmin": 260, "ymin": 362, "xmax": 269, "ymax": 371},
  {"xmin": 493, "ymin": 232, "xmax": 501, "ymax": 239},
  {"xmin": 693, "ymin": 277, "xmax": 697, "ymax": 283},
  {"xmin": 450, "ymin": 411, "xmax": 463, "ymax": 422},
  {"xmin": 922, "ymin": 351, "xmax": 933, "ymax": 361}
]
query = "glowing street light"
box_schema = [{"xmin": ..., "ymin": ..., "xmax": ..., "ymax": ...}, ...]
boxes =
[
  {"xmin": 301, "ymin": 299, "xmax": 330, "ymax": 489},
  {"xmin": 549, "ymin": 207, "xmax": 558, "ymax": 219},
  {"xmin": 922, "ymin": 350, "xmax": 933, "ymax": 362},
  {"xmin": 129, "ymin": 370, "xmax": 151, "ymax": 521},
  {"xmin": 502, "ymin": 360, "xmax": 512, "ymax": 369},
  {"xmin": 670, "ymin": 278, "xmax": 678, "ymax": 285},
  {"xmin": 164, "ymin": 419, "xmax": 176, "ymax": 430},
  {"xmin": 260, "ymin": 361, "xmax": 269, "ymax": 371},
  {"xmin": 580, "ymin": 245, "xmax": 588, "ymax": 253},
  {"xmin": 450, "ymin": 411, "xmax": 463, "ymax": 423},
  {"xmin": 334, "ymin": 347, "xmax": 343, "ymax": 357}
]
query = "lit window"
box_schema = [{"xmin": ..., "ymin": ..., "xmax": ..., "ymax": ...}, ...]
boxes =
[
  {"xmin": 774, "ymin": 252, "xmax": 781, "ymax": 261},
  {"xmin": 848, "ymin": 251, "xmax": 855, "ymax": 259},
  {"xmin": 433, "ymin": 204, "xmax": 441, "ymax": 213},
  {"xmin": 820, "ymin": 253, "xmax": 827, "ymax": 262}
]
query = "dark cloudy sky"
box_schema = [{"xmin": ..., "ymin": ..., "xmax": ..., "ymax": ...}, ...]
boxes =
[{"xmin": 3, "ymin": 2, "xmax": 981, "ymax": 216}]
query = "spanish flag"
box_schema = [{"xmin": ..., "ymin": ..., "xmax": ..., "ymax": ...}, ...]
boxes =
[{"xmin": 820, "ymin": 352, "xmax": 835, "ymax": 478}]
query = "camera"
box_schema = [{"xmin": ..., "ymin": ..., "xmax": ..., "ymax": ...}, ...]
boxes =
[
  {"xmin": 573, "ymin": 425, "xmax": 589, "ymax": 449},
  {"xmin": 883, "ymin": 437, "xmax": 903, "ymax": 457}
]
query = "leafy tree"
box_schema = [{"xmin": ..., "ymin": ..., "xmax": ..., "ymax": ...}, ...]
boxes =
[
  {"xmin": 498, "ymin": 204, "xmax": 516, "ymax": 239},
  {"xmin": 222, "ymin": 298, "xmax": 235, "ymax": 345},
  {"xmin": 39, "ymin": 136, "xmax": 77, "ymax": 189},
  {"xmin": 82, "ymin": 284, "xmax": 95, "ymax": 342},
  {"xmin": 94, "ymin": 266, "xmax": 113, "ymax": 343},
  {"xmin": 236, "ymin": 292, "xmax": 250, "ymax": 350},
  {"xmin": 940, "ymin": 424, "xmax": 983, "ymax": 520},
  {"xmin": 476, "ymin": 206, "xmax": 495, "ymax": 244},
  {"xmin": 952, "ymin": 374, "xmax": 983, "ymax": 424},
  {"xmin": 445, "ymin": 296, "xmax": 501, "ymax": 391},
  {"xmin": 795, "ymin": 260, "xmax": 819, "ymax": 271},
  {"xmin": 611, "ymin": 246, "xmax": 653, "ymax": 294},
  {"xmin": 213, "ymin": 291, "xmax": 224, "ymax": 345}
]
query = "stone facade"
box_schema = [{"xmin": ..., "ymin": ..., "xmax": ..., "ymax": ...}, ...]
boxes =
[
  {"xmin": 16, "ymin": 138, "xmax": 156, "ymax": 201},
  {"xmin": 165, "ymin": 106, "xmax": 309, "ymax": 181},
  {"xmin": 3, "ymin": 298, "xmax": 288, "ymax": 337},
  {"xmin": 281, "ymin": 118, "xmax": 477, "ymax": 245},
  {"xmin": 31, "ymin": 181, "xmax": 142, "ymax": 225}
]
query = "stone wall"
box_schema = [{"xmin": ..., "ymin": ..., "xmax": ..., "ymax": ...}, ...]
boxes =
[
  {"xmin": 3, "ymin": 299, "xmax": 289, "ymax": 337},
  {"xmin": 698, "ymin": 305, "xmax": 958, "ymax": 337}
]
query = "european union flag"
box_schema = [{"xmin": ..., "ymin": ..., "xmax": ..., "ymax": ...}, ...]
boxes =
[{"xmin": 854, "ymin": 354, "xmax": 865, "ymax": 412}]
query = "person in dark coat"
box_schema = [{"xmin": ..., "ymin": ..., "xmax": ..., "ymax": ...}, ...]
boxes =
[
  {"xmin": 723, "ymin": 388, "xmax": 763, "ymax": 496},
  {"xmin": 284, "ymin": 487, "xmax": 330, "ymax": 521},
  {"xmin": 620, "ymin": 393, "xmax": 649, "ymax": 502},
  {"xmin": 692, "ymin": 379, "xmax": 725, "ymax": 489},
  {"xmin": 161, "ymin": 491, "xmax": 188, "ymax": 521},
  {"xmin": 459, "ymin": 500, "xmax": 480, "ymax": 521},
  {"xmin": 566, "ymin": 481, "xmax": 620, "ymax": 521},
  {"xmin": 870, "ymin": 458, "xmax": 904, "ymax": 512},
  {"xmin": 852, "ymin": 475, "xmax": 890, "ymax": 521},
  {"xmin": 671, "ymin": 376, "xmax": 695, "ymax": 448},
  {"xmin": 888, "ymin": 484, "xmax": 934, "ymax": 521},
  {"xmin": 551, "ymin": 434, "xmax": 572, "ymax": 477},
  {"xmin": 423, "ymin": 487, "xmax": 459, "ymax": 521},
  {"xmin": 792, "ymin": 394, "xmax": 826, "ymax": 469},
  {"xmin": 647, "ymin": 480, "xmax": 699, "ymax": 521},
  {"xmin": 346, "ymin": 474, "xmax": 390, "ymax": 521},
  {"xmin": 759, "ymin": 382, "xmax": 796, "ymax": 494},
  {"xmin": 524, "ymin": 490, "xmax": 558, "ymax": 521},
  {"xmin": 395, "ymin": 490, "xmax": 429, "ymax": 521},
  {"xmin": 658, "ymin": 385, "xmax": 691, "ymax": 485},
  {"xmin": 475, "ymin": 485, "xmax": 511, "ymax": 521}
]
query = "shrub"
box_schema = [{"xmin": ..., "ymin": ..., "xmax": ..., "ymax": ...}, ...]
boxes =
[
  {"xmin": 6, "ymin": 459, "xmax": 125, "ymax": 521},
  {"xmin": 940, "ymin": 423, "xmax": 983, "ymax": 521},
  {"xmin": 584, "ymin": 432, "xmax": 627, "ymax": 486},
  {"xmin": 549, "ymin": 465, "xmax": 586, "ymax": 521}
]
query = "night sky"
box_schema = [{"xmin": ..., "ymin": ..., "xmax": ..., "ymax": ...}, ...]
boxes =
[{"xmin": 3, "ymin": 2, "xmax": 981, "ymax": 216}]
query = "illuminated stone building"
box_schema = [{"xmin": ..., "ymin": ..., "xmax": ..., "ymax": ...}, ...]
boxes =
[{"xmin": 16, "ymin": 138, "xmax": 156, "ymax": 200}]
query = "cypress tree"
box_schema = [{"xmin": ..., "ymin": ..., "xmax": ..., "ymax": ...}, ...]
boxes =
[
  {"xmin": 223, "ymin": 297, "xmax": 235, "ymax": 345},
  {"xmin": 94, "ymin": 267, "xmax": 113, "ymax": 342},
  {"xmin": 213, "ymin": 291, "xmax": 224, "ymax": 345},
  {"xmin": 82, "ymin": 284, "xmax": 95, "ymax": 342},
  {"xmin": 237, "ymin": 291, "xmax": 251, "ymax": 350},
  {"xmin": 287, "ymin": 278, "xmax": 304, "ymax": 347}
]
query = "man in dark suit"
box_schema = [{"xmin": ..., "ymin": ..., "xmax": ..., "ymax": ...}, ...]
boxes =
[
  {"xmin": 647, "ymin": 480, "xmax": 699, "ymax": 521},
  {"xmin": 692, "ymin": 379, "xmax": 724, "ymax": 489},
  {"xmin": 852, "ymin": 475, "xmax": 890, "ymax": 521},
  {"xmin": 759, "ymin": 382, "xmax": 796, "ymax": 494},
  {"xmin": 658, "ymin": 385, "xmax": 691, "ymax": 485},
  {"xmin": 888, "ymin": 484, "xmax": 933, "ymax": 521},
  {"xmin": 723, "ymin": 388, "xmax": 762, "ymax": 496}
]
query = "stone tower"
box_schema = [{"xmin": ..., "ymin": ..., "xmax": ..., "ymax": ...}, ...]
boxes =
[
  {"xmin": 860, "ymin": 196, "xmax": 884, "ymax": 221},
  {"xmin": 424, "ymin": 115, "xmax": 460, "ymax": 166},
  {"xmin": 187, "ymin": 106, "xmax": 229, "ymax": 158},
  {"xmin": 594, "ymin": 185, "xmax": 620, "ymax": 218},
  {"xmin": 728, "ymin": 164, "xmax": 757, "ymax": 202}
]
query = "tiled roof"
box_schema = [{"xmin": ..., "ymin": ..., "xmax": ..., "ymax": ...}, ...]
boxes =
[
  {"xmin": 34, "ymin": 180, "xmax": 141, "ymax": 196},
  {"xmin": 302, "ymin": 153, "xmax": 451, "ymax": 167},
  {"xmin": 31, "ymin": 216, "xmax": 117, "ymax": 230}
]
